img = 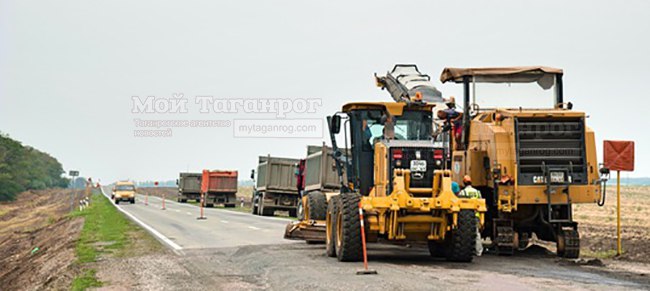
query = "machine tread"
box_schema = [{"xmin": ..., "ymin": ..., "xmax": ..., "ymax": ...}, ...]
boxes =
[
  {"xmin": 336, "ymin": 193, "xmax": 362, "ymax": 262},
  {"xmin": 446, "ymin": 210, "xmax": 476, "ymax": 262},
  {"xmin": 326, "ymin": 195, "xmax": 340, "ymax": 257},
  {"xmin": 307, "ymin": 191, "xmax": 327, "ymax": 220}
]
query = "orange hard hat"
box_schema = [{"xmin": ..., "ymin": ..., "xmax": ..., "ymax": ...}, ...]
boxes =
[{"xmin": 463, "ymin": 175, "xmax": 472, "ymax": 184}]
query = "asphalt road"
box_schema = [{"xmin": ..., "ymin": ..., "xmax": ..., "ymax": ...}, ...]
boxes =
[
  {"xmin": 99, "ymin": 187, "xmax": 650, "ymax": 290},
  {"xmin": 101, "ymin": 186, "xmax": 295, "ymax": 251}
]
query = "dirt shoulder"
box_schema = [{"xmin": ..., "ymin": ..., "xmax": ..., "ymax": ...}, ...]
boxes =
[
  {"xmin": 575, "ymin": 186, "xmax": 650, "ymax": 263},
  {"xmin": 0, "ymin": 189, "xmax": 87, "ymax": 290}
]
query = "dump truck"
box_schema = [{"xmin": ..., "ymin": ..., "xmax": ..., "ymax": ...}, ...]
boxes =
[
  {"xmin": 111, "ymin": 181, "xmax": 136, "ymax": 204},
  {"xmin": 322, "ymin": 80, "xmax": 486, "ymax": 262},
  {"xmin": 176, "ymin": 172, "xmax": 202, "ymax": 203},
  {"xmin": 251, "ymin": 156, "xmax": 300, "ymax": 217},
  {"xmin": 200, "ymin": 170, "xmax": 238, "ymax": 208},
  {"xmin": 438, "ymin": 66, "xmax": 608, "ymax": 258},
  {"xmin": 285, "ymin": 144, "xmax": 343, "ymax": 242}
]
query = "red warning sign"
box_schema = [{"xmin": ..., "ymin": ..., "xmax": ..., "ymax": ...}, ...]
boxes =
[{"xmin": 604, "ymin": 140, "xmax": 635, "ymax": 171}]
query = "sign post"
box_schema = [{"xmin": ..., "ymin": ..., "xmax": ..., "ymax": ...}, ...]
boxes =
[
  {"xmin": 603, "ymin": 140, "xmax": 635, "ymax": 256},
  {"xmin": 68, "ymin": 170, "xmax": 79, "ymax": 212}
]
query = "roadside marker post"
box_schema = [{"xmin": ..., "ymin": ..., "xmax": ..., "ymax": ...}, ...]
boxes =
[
  {"xmin": 198, "ymin": 170, "xmax": 209, "ymax": 220},
  {"xmin": 356, "ymin": 201, "xmax": 377, "ymax": 275},
  {"xmin": 197, "ymin": 192, "xmax": 207, "ymax": 220},
  {"xmin": 603, "ymin": 140, "xmax": 635, "ymax": 256},
  {"xmin": 156, "ymin": 181, "xmax": 166, "ymax": 210}
]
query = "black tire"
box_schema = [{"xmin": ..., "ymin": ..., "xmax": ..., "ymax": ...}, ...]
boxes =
[
  {"xmin": 428, "ymin": 241, "xmax": 446, "ymax": 257},
  {"xmin": 557, "ymin": 229, "xmax": 580, "ymax": 258},
  {"xmin": 114, "ymin": 199, "xmax": 119, "ymax": 205},
  {"xmin": 445, "ymin": 210, "xmax": 476, "ymax": 262},
  {"xmin": 335, "ymin": 193, "xmax": 362, "ymax": 262},
  {"xmin": 261, "ymin": 205, "xmax": 274, "ymax": 216},
  {"xmin": 181, "ymin": 199, "xmax": 187, "ymax": 203},
  {"xmin": 307, "ymin": 191, "xmax": 327, "ymax": 220},
  {"xmin": 251, "ymin": 198, "xmax": 259, "ymax": 215},
  {"xmin": 130, "ymin": 198, "xmax": 135, "ymax": 204},
  {"xmin": 326, "ymin": 195, "xmax": 340, "ymax": 257}
]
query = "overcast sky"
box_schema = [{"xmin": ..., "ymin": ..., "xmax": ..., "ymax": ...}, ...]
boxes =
[{"xmin": 1, "ymin": 0, "xmax": 648, "ymax": 182}]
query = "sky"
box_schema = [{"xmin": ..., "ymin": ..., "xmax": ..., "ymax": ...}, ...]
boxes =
[{"xmin": 1, "ymin": 0, "xmax": 648, "ymax": 182}]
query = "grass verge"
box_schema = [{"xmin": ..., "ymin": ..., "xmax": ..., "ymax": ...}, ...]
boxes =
[{"xmin": 69, "ymin": 192, "xmax": 141, "ymax": 290}]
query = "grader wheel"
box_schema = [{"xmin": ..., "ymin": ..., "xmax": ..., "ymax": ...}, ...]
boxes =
[
  {"xmin": 557, "ymin": 229, "xmax": 580, "ymax": 259},
  {"xmin": 326, "ymin": 195, "xmax": 340, "ymax": 257},
  {"xmin": 445, "ymin": 210, "xmax": 476, "ymax": 262},
  {"xmin": 307, "ymin": 191, "xmax": 327, "ymax": 220},
  {"xmin": 335, "ymin": 193, "xmax": 362, "ymax": 262}
]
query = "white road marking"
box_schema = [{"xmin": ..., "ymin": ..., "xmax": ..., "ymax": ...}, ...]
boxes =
[
  {"xmin": 175, "ymin": 209, "xmax": 180, "ymax": 213},
  {"xmin": 101, "ymin": 187, "xmax": 183, "ymax": 251},
  {"xmin": 248, "ymin": 226, "xmax": 260, "ymax": 230},
  {"xmin": 221, "ymin": 220, "xmax": 229, "ymax": 224},
  {"xmin": 187, "ymin": 212, "xmax": 192, "ymax": 215}
]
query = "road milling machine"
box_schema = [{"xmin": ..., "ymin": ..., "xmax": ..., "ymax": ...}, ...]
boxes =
[{"xmin": 439, "ymin": 67, "xmax": 608, "ymax": 258}]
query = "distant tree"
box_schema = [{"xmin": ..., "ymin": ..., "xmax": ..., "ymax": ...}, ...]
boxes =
[{"xmin": 0, "ymin": 132, "xmax": 68, "ymax": 201}]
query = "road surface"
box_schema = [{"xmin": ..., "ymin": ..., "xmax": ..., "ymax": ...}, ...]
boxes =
[
  {"xmin": 101, "ymin": 186, "xmax": 294, "ymax": 251},
  {"xmin": 98, "ymin": 187, "xmax": 650, "ymax": 290}
]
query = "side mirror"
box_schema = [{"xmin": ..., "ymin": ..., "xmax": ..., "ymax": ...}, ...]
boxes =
[
  {"xmin": 250, "ymin": 169, "xmax": 255, "ymax": 180},
  {"xmin": 329, "ymin": 115, "xmax": 341, "ymax": 134}
]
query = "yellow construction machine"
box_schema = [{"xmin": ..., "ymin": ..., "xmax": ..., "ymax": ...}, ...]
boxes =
[
  {"xmin": 323, "ymin": 67, "xmax": 487, "ymax": 262},
  {"xmin": 438, "ymin": 67, "xmax": 608, "ymax": 258}
]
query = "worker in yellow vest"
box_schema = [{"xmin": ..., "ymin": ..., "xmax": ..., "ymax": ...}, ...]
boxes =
[{"xmin": 459, "ymin": 175, "xmax": 483, "ymax": 256}]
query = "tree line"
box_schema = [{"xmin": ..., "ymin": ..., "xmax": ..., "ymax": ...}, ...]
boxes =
[{"xmin": 0, "ymin": 133, "xmax": 69, "ymax": 201}]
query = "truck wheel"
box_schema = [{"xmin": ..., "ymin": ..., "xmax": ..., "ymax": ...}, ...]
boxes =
[
  {"xmin": 251, "ymin": 197, "xmax": 259, "ymax": 215},
  {"xmin": 445, "ymin": 210, "xmax": 476, "ymax": 262},
  {"xmin": 557, "ymin": 229, "xmax": 580, "ymax": 258},
  {"xmin": 307, "ymin": 191, "xmax": 327, "ymax": 220},
  {"xmin": 326, "ymin": 195, "xmax": 340, "ymax": 257},
  {"xmin": 335, "ymin": 193, "xmax": 362, "ymax": 262},
  {"xmin": 130, "ymin": 198, "xmax": 135, "ymax": 204},
  {"xmin": 114, "ymin": 199, "xmax": 119, "ymax": 205},
  {"xmin": 261, "ymin": 205, "xmax": 274, "ymax": 216}
]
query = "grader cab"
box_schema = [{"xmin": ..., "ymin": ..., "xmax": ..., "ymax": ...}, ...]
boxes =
[
  {"xmin": 324, "ymin": 99, "xmax": 486, "ymax": 262},
  {"xmin": 439, "ymin": 67, "xmax": 607, "ymax": 258}
]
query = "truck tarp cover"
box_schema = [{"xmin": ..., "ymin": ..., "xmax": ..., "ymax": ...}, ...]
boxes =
[{"xmin": 440, "ymin": 66, "xmax": 564, "ymax": 83}]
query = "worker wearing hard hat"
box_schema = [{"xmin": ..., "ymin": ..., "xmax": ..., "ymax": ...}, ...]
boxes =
[{"xmin": 458, "ymin": 175, "xmax": 483, "ymax": 256}]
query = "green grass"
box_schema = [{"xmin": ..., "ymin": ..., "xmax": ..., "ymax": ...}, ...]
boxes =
[
  {"xmin": 71, "ymin": 269, "xmax": 102, "ymax": 291},
  {"xmin": 70, "ymin": 192, "xmax": 139, "ymax": 290},
  {"xmin": 582, "ymin": 249, "xmax": 619, "ymax": 259}
]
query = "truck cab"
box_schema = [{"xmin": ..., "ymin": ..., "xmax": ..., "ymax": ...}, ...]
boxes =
[{"xmin": 112, "ymin": 181, "xmax": 136, "ymax": 204}]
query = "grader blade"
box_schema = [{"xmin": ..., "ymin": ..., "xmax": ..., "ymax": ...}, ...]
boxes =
[{"xmin": 283, "ymin": 221, "xmax": 326, "ymax": 242}]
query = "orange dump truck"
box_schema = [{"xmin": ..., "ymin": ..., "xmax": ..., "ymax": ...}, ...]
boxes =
[{"xmin": 200, "ymin": 170, "xmax": 238, "ymax": 208}]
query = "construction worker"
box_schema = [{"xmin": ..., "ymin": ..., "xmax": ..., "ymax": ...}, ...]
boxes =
[
  {"xmin": 451, "ymin": 181, "xmax": 461, "ymax": 195},
  {"xmin": 458, "ymin": 175, "xmax": 483, "ymax": 256}
]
